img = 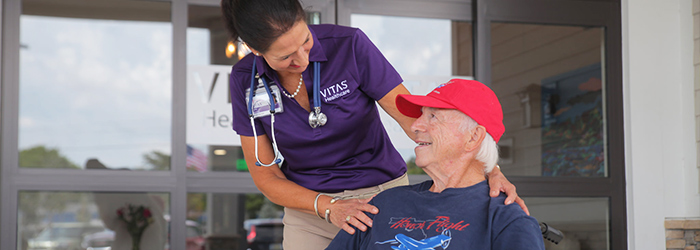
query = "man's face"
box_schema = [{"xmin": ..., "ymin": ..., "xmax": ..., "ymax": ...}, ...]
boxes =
[{"xmin": 411, "ymin": 107, "xmax": 469, "ymax": 169}]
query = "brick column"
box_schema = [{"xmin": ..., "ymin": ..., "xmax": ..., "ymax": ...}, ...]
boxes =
[{"xmin": 666, "ymin": 219, "xmax": 700, "ymax": 250}]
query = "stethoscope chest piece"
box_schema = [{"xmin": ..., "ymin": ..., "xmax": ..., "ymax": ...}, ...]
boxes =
[
  {"xmin": 247, "ymin": 58, "xmax": 328, "ymax": 167},
  {"xmin": 308, "ymin": 107, "xmax": 327, "ymax": 128},
  {"xmin": 307, "ymin": 61, "xmax": 327, "ymax": 128}
]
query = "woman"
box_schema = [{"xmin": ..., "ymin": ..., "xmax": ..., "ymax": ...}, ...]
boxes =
[{"xmin": 221, "ymin": 0, "xmax": 526, "ymax": 249}]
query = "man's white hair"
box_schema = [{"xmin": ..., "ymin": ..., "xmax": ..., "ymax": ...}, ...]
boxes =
[{"xmin": 457, "ymin": 112, "xmax": 500, "ymax": 173}]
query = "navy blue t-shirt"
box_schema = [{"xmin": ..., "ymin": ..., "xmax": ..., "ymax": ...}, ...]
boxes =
[{"xmin": 326, "ymin": 181, "xmax": 545, "ymax": 250}]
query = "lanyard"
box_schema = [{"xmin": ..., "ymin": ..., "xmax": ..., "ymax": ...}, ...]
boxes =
[
  {"xmin": 247, "ymin": 57, "xmax": 277, "ymax": 118},
  {"xmin": 248, "ymin": 59, "xmax": 323, "ymax": 120}
]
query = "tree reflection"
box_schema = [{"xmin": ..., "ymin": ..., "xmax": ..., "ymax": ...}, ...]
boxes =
[
  {"xmin": 19, "ymin": 146, "xmax": 79, "ymax": 169},
  {"xmin": 142, "ymin": 150, "xmax": 170, "ymax": 170}
]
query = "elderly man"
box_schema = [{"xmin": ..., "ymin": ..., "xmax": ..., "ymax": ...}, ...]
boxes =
[{"xmin": 325, "ymin": 79, "xmax": 544, "ymax": 250}]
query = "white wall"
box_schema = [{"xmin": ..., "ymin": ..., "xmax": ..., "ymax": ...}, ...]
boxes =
[
  {"xmin": 624, "ymin": 0, "xmax": 699, "ymax": 249},
  {"xmin": 694, "ymin": 0, "xmax": 700, "ymax": 169}
]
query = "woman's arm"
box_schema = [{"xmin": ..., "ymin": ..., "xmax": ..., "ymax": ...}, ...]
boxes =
[
  {"xmin": 240, "ymin": 135, "xmax": 377, "ymax": 234},
  {"xmin": 376, "ymin": 84, "xmax": 416, "ymax": 141}
]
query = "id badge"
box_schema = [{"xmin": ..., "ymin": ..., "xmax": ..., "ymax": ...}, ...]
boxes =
[{"xmin": 246, "ymin": 79, "xmax": 284, "ymax": 118}]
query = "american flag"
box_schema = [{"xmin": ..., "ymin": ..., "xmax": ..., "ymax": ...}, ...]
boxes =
[{"xmin": 186, "ymin": 145, "xmax": 208, "ymax": 172}]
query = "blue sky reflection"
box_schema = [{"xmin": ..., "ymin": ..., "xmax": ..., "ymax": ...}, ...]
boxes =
[{"xmin": 19, "ymin": 15, "xmax": 172, "ymax": 169}]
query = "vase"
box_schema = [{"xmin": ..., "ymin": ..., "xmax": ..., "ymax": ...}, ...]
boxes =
[{"xmin": 131, "ymin": 232, "xmax": 142, "ymax": 250}]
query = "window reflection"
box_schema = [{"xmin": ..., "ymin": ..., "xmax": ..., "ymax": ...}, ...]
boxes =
[
  {"xmin": 351, "ymin": 14, "xmax": 454, "ymax": 77},
  {"xmin": 187, "ymin": 193, "xmax": 284, "ymax": 250},
  {"xmin": 525, "ymin": 197, "xmax": 610, "ymax": 250},
  {"xmin": 185, "ymin": 145, "xmax": 246, "ymax": 172},
  {"xmin": 185, "ymin": 5, "xmax": 323, "ymax": 172},
  {"xmin": 18, "ymin": 0, "xmax": 172, "ymax": 170},
  {"xmin": 491, "ymin": 23, "xmax": 606, "ymax": 177},
  {"xmin": 18, "ymin": 191, "xmax": 169, "ymax": 250},
  {"xmin": 351, "ymin": 14, "xmax": 473, "ymax": 169}
]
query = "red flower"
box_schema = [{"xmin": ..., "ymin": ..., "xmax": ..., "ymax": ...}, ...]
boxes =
[
  {"xmin": 116, "ymin": 204, "xmax": 154, "ymax": 250},
  {"xmin": 116, "ymin": 203, "xmax": 154, "ymax": 246}
]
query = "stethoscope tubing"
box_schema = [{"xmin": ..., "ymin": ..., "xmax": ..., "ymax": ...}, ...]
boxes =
[
  {"xmin": 247, "ymin": 56, "xmax": 323, "ymax": 167},
  {"xmin": 313, "ymin": 61, "xmax": 321, "ymax": 110},
  {"xmin": 248, "ymin": 56, "xmax": 282, "ymax": 167}
]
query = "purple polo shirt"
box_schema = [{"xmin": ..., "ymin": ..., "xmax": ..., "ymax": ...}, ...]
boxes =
[{"xmin": 230, "ymin": 24, "xmax": 406, "ymax": 193}]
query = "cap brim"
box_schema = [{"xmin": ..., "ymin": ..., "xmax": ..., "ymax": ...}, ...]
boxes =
[{"xmin": 396, "ymin": 94, "xmax": 457, "ymax": 118}]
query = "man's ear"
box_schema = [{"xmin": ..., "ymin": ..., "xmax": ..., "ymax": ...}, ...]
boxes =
[{"xmin": 464, "ymin": 125, "xmax": 487, "ymax": 152}]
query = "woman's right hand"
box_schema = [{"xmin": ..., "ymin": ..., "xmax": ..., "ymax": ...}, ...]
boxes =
[
  {"xmin": 242, "ymin": 135, "xmax": 374, "ymax": 231},
  {"xmin": 241, "ymin": 135, "xmax": 381, "ymax": 234},
  {"xmin": 320, "ymin": 196, "xmax": 378, "ymax": 234}
]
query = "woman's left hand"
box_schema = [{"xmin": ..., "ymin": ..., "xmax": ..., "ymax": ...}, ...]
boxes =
[{"xmin": 487, "ymin": 166, "xmax": 530, "ymax": 215}]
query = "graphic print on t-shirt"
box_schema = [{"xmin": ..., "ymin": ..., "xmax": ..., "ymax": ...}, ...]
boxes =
[{"xmin": 374, "ymin": 216, "xmax": 470, "ymax": 250}]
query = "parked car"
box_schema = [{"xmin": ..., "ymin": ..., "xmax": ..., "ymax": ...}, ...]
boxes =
[
  {"xmin": 183, "ymin": 220, "xmax": 206, "ymax": 250},
  {"xmin": 163, "ymin": 215, "xmax": 206, "ymax": 250},
  {"xmin": 27, "ymin": 222, "xmax": 105, "ymax": 250},
  {"xmin": 80, "ymin": 220, "xmax": 205, "ymax": 250},
  {"xmin": 80, "ymin": 229, "xmax": 114, "ymax": 250},
  {"xmin": 244, "ymin": 218, "xmax": 284, "ymax": 250}
]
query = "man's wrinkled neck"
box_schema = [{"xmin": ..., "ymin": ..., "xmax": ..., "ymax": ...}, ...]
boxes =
[{"xmin": 427, "ymin": 157, "xmax": 486, "ymax": 193}]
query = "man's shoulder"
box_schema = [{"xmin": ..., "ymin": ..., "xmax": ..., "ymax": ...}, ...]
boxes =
[
  {"xmin": 371, "ymin": 181, "xmax": 431, "ymax": 204},
  {"xmin": 383, "ymin": 180, "xmax": 431, "ymax": 194},
  {"xmin": 488, "ymin": 193, "xmax": 538, "ymax": 236},
  {"xmin": 488, "ymin": 192, "xmax": 528, "ymax": 221},
  {"xmin": 490, "ymin": 202, "xmax": 544, "ymax": 250}
]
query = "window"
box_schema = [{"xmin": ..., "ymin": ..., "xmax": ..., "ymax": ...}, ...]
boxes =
[
  {"xmin": 2, "ymin": 1, "xmax": 625, "ymax": 249},
  {"xmin": 19, "ymin": 191, "xmax": 169, "ymax": 250},
  {"xmin": 18, "ymin": 0, "xmax": 172, "ymax": 171},
  {"xmin": 351, "ymin": 14, "xmax": 473, "ymax": 173},
  {"xmin": 490, "ymin": 23, "xmax": 606, "ymax": 178}
]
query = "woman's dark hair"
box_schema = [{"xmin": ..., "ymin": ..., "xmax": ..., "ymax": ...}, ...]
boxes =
[{"xmin": 221, "ymin": 0, "xmax": 306, "ymax": 53}]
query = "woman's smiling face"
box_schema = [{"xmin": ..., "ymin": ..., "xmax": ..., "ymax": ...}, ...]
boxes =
[{"xmin": 257, "ymin": 20, "xmax": 313, "ymax": 75}]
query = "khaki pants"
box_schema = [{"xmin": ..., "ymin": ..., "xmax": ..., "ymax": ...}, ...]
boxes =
[{"xmin": 282, "ymin": 174, "xmax": 409, "ymax": 250}]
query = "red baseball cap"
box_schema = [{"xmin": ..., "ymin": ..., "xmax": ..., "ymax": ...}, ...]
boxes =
[{"xmin": 396, "ymin": 79, "xmax": 505, "ymax": 143}]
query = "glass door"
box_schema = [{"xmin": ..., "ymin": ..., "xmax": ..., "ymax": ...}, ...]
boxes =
[
  {"xmin": 183, "ymin": 1, "xmax": 336, "ymax": 250},
  {"xmin": 340, "ymin": 0, "xmax": 474, "ymax": 180},
  {"xmin": 340, "ymin": 0, "xmax": 624, "ymax": 249}
]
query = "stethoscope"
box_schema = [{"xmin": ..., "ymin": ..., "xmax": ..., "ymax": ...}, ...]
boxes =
[{"xmin": 248, "ymin": 56, "xmax": 326, "ymax": 167}]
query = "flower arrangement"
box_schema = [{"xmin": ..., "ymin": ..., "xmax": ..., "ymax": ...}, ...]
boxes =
[{"xmin": 117, "ymin": 204, "xmax": 154, "ymax": 250}]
